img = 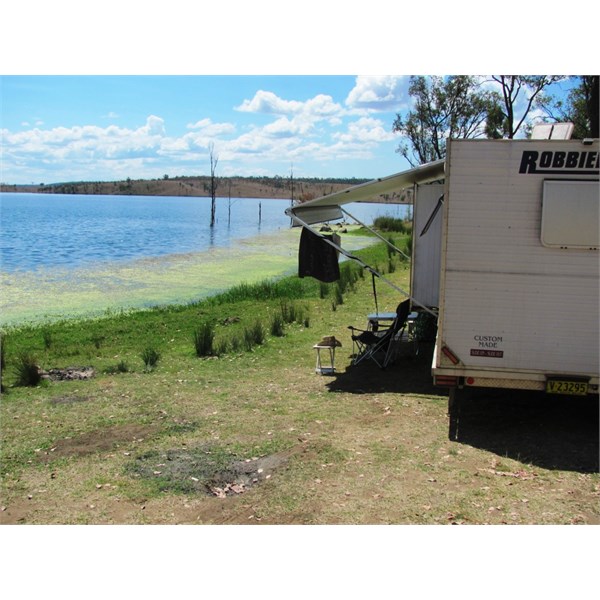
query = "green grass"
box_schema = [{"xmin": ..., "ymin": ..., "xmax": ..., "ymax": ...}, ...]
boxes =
[{"xmin": 4, "ymin": 233, "xmax": 593, "ymax": 526}]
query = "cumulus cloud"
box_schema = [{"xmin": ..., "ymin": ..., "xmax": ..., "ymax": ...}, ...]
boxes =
[
  {"xmin": 141, "ymin": 115, "xmax": 166, "ymax": 136},
  {"xmin": 236, "ymin": 90, "xmax": 343, "ymax": 119},
  {"xmin": 333, "ymin": 117, "xmax": 396, "ymax": 144},
  {"xmin": 345, "ymin": 76, "xmax": 410, "ymax": 111},
  {"xmin": 186, "ymin": 117, "xmax": 236, "ymax": 136},
  {"xmin": 2, "ymin": 79, "xmax": 406, "ymax": 183},
  {"xmin": 236, "ymin": 90, "xmax": 304, "ymax": 115}
]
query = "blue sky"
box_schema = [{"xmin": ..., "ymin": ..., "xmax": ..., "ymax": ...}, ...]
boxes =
[
  {"xmin": 0, "ymin": 75, "xmax": 579, "ymax": 185},
  {"xmin": 1, "ymin": 75, "xmax": 417, "ymax": 184}
]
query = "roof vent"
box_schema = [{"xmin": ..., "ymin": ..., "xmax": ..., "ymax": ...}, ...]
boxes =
[{"xmin": 531, "ymin": 122, "xmax": 574, "ymax": 140}]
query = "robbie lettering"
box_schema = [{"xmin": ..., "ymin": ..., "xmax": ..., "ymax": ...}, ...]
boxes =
[{"xmin": 519, "ymin": 150, "xmax": 599, "ymax": 175}]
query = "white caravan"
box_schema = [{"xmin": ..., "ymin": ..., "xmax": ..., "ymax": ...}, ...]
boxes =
[{"xmin": 286, "ymin": 136, "xmax": 599, "ymax": 434}]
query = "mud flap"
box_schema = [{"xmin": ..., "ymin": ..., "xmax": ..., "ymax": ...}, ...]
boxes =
[{"xmin": 448, "ymin": 387, "xmax": 460, "ymax": 441}]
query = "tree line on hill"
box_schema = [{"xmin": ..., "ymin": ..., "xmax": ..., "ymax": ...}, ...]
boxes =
[{"xmin": 0, "ymin": 174, "xmax": 371, "ymax": 200}]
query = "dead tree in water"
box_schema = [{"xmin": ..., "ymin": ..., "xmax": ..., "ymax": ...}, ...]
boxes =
[{"xmin": 209, "ymin": 142, "xmax": 219, "ymax": 227}]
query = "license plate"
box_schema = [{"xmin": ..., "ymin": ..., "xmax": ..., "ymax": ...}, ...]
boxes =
[{"xmin": 546, "ymin": 379, "xmax": 589, "ymax": 396}]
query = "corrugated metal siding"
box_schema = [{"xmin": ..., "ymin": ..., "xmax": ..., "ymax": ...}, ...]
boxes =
[
  {"xmin": 441, "ymin": 139, "xmax": 599, "ymax": 376},
  {"xmin": 412, "ymin": 183, "xmax": 443, "ymax": 307}
]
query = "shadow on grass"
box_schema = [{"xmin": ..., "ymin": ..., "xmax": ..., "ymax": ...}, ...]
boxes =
[
  {"xmin": 325, "ymin": 342, "xmax": 446, "ymax": 397},
  {"xmin": 454, "ymin": 388, "xmax": 599, "ymax": 474},
  {"xmin": 326, "ymin": 343, "xmax": 598, "ymax": 474}
]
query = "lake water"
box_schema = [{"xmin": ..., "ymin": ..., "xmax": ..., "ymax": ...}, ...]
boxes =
[{"xmin": 0, "ymin": 193, "xmax": 408, "ymax": 324}]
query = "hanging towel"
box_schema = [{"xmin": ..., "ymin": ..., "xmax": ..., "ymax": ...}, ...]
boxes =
[{"xmin": 298, "ymin": 227, "xmax": 340, "ymax": 283}]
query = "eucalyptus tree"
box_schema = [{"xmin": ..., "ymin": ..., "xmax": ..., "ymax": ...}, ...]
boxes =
[
  {"xmin": 392, "ymin": 75, "xmax": 493, "ymax": 167},
  {"xmin": 485, "ymin": 75, "xmax": 565, "ymax": 139},
  {"xmin": 542, "ymin": 75, "xmax": 599, "ymax": 139}
]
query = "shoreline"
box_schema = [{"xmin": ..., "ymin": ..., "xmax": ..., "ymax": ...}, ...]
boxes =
[{"xmin": 1, "ymin": 228, "xmax": 377, "ymax": 329}]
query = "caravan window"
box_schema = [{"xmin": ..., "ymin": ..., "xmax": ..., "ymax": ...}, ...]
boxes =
[{"xmin": 541, "ymin": 180, "xmax": 599, "ymax": 249}]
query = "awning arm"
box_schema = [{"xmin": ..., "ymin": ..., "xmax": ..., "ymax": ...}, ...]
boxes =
[{"xmin": 289, "ymin": 209, "xmax": 437, "ymax": 318}]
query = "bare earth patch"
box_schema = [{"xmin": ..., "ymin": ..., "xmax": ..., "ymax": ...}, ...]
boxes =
[{"xmin": 39, "ymin": 424, "xmax": 158, "ymax": 461}]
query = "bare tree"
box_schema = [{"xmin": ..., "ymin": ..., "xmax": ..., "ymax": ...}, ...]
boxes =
[{"xmin": 209, "ymin": 142, "xmax": 219, "ymax": 227}]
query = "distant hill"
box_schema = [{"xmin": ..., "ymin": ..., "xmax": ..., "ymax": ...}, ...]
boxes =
[{"xmin": 0, "ymin": 175, "xmax": 371, "ymax": 201}]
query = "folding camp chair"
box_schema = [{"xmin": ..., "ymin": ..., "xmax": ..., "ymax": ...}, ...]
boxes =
[{"xmin": 348, "ymin": 299, "xmax": 411, "ymax": 369}]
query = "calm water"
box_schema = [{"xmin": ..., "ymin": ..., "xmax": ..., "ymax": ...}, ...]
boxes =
[
  {"xmin": 0, "ymin": 193, "xmax": 409, "ymax": 324},
  {"xmin": 0, "ymin": 193, "xmax": 408, "ymax": 272}
]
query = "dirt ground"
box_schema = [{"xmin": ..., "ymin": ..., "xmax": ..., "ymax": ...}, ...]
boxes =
[{"xmin": 2, "ymin": 343, "xmax": 597, "ymax": 526}]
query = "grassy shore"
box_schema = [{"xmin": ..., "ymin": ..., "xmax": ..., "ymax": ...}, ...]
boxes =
[{"xmin": 0, "ymin": 234, "xmax": 598, "ymax": 526}]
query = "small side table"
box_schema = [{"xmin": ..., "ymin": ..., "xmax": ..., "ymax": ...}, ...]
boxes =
[{"xmin": 313, "ymin": 344, "xmax": 337, "ymax": 375}]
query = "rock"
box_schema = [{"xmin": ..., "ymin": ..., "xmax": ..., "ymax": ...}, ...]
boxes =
[{"xmin": 43, "ymin": 367, "xmax": 96, "ymax": 381}]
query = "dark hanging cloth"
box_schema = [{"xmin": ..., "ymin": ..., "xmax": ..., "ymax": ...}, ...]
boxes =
[{"xmin": 298, "ymin": 226, "xmax": 340, "ymax": 283}]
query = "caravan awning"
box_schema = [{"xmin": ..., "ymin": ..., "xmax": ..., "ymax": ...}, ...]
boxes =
[{"xmin": 286, "ymin": 159, "xmax": 445, "ymax": 224}]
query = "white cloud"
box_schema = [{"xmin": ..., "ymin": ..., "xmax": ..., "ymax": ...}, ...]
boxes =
[
  {"xmin": 333, "ymin": 117, "xmax": 396, "ymax": 144},
  {"xmin": 236, "ymin": 90, "xmax": 344, "ymax": 119},
  {"xmin": 142, "ymin": 115, "xmax": 166, "ymax": 136},
  {"xmin": 2, "ymin": 79, "xmax": 406, "ymax": 183},
  {"xmin": 186, "ymin": 117, "xmax": 236, "ymax": 136},
  {"xmin": 236, "ymin": 90, "xmax": 304, "ymax": 115},
  {"xmin": 345, "ymin": 76, "xmax": 410, "ymax": 111}
]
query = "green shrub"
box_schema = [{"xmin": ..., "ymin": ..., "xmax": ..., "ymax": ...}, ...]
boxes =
[
  {"xmin": 373, "ymin": 216, "xmax": 407, "ymax": 233},
  {"xmin": 193, "ymin": 322, "xmax": 215, "ymax": 357},
  {"xmin": 14, "ymin": 353, "xmax": 42, "ymax": 387}
]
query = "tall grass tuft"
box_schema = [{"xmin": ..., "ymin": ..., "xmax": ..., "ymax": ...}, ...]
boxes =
[
  {"xmin": 229, "ymin": 335, "xmax": 242, "ymax": 354},
  {"xmin": 386, "ymin": 236, "xmax": 395, "ymax": 259},
  {"xmin": 270, "ymin": 313, "xmax": 285, "ymax": 337},
  {"xmin": 193, "ymin": 322, "xmax": 215, "ymax": 357},
  {"xmin": 141, "ymin": 347, "xmax": 161, "ymax": 371},
  {"xmin": 42, "ymin": 330, "xmax": 53, "ymax": 349},
  {"xmin": 214, "ymin": 338, "xmax": 230, "ymax": 357},
  {"xmin": 91, "ymin": 334, "xmax": 105, "ymax": 350},
  {"xmin": 14, "ymin": 353, "xmax": 42, "ymax": 387},
  {"xmin": 334, "ymin": 283, "xmax": 344, "ymax": 306},
  {"xmin": 280, "ymin": 301, "xmax": 298, "ymax": 324},
  {"xmin": 243, "ymin": 321, "xmax": 265, "ymax": 350},
  {"xmin": 1, "ymin": 337, "xmax": 6, "ymax": 392},
  {"xmin": 208, "ymin": 277, "xmax": 314, "ymax": 305},
  {"xmin": 104, "ymin": 360, "xmax": 130, "ymax": 374}
]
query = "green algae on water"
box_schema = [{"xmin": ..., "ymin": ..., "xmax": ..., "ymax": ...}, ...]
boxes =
[{"xmin": 1, "ymin": 228, "xmax": 376, "ymax": 327}]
